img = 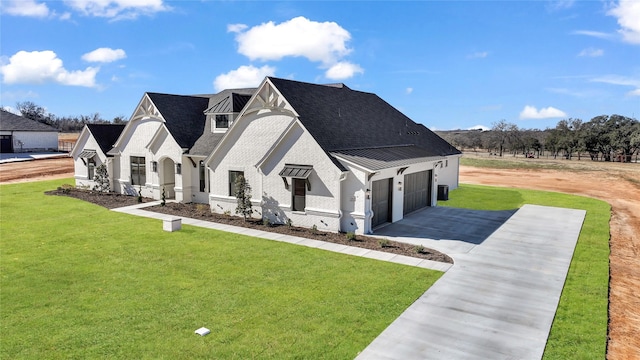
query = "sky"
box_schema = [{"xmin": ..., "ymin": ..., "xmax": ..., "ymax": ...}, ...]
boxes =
[{"xmin": 1, "ymin": 0, "xmax": 639, "ymax": 131}]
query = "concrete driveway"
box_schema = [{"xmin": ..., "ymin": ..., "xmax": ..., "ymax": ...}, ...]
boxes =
[{"xmin": 357, "ymin": 204, "xmax": 586, "ymax": 360}]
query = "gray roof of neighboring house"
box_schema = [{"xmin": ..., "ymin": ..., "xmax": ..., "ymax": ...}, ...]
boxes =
[
  {"xmin": 189, "ymin": 88, "xmax": 255, "ymax": 157},
  {"xmin": 146, "ymin": 92, "xmax": 212, "ymax": 149},
  {"xmin": 268, "ymin": 77, "xmax": 461, "ymax": 170},
  {"xmin": 86, "ymin": 124, "xmax": 126, "ymax": 155},
  {"xmin": 0, "ymin": 109, "xmax": 59, "ymax": 132}
]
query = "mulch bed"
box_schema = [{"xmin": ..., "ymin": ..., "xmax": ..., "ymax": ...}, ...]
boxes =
[{"xmin": 46, "ymin": 187, "xmax": 452, "ymax": 264}]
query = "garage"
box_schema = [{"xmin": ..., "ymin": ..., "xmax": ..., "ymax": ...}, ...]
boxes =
[
  {"xmin": 1, "ymin": 135, "xmax": 13, "ymax": 153},
  {"xmin": 371, "ymin": 178, "xmax": 392, "ymax": 228},
  {"xmin": 403, "ymin": 170, "xmax": 432, "ymax": 215}
]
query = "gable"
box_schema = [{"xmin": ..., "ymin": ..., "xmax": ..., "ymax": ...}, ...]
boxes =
[{"xmin": 86, "ymin": 124, "xmax": 125, "ymax": 155}]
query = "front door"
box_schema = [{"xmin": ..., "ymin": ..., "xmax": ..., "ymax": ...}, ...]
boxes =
[
  {"xmin": 161, "ymin": 158, "xmax": 176, "ymax": 199},
  {"xmin": 371, "ymin": 178, "xmax": 392, "ymax": 228}
]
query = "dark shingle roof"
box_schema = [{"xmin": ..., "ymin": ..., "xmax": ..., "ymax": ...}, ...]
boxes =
[
  {"xmin": 146, "ymin": 93, "xmax": 211, "ymax": 149},
  {"xmin": 86, "ymin": 124, "xmax": 125, "ymax": 155},
  {"xmin": 190, "ymin": 88, "xmax": 256, "ymax": 156},
  {"xmin": 268, "ymin": 77, "xmax": 461, "ymax": 159},
  {"xmin": 0, "ymin": 109, "xmax": 58, "ymax": 132}
]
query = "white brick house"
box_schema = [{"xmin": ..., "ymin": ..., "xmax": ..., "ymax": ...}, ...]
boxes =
[
  {"xmin": 70, "ymin": 77, "xmax": 461, "ymax": 235},
  {"xmin": 205, "ymin": 77, "xmax": 461, "ymax": 234}
]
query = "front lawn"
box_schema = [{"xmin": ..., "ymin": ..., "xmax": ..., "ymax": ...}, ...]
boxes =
[
  {"xmin": 440, "ymin": 184, "xmax": 610, "ymax": 359},
  {"xmin": 1, "ymin": 179, "xmax": 440, "ymax": 359}
]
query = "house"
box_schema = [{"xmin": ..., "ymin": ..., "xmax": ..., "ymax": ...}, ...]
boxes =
[
  {"xmin": 205, "ymin": 77, "xmax": 461, "ymax": 234},
  {"xmin": 70, "ymin": 124, "xmax": 125, "ymax": 189},
  {"xmin": 104, "ymin": 89, "xmax": 253, "ymax": 202},
  {"xmin": 0, "ymin": 109, "xmax": 59, "ymax": 153}
]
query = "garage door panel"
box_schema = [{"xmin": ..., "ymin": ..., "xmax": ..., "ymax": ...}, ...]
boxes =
[{"xmin": 403, "ymin": 170, "xmax": 432, "ymax": 215}]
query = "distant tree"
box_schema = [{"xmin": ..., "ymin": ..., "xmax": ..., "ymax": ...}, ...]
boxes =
[
  {"xmin": 234, "ymin": 175, "xmax": 253, "ymax": 221},
  {"xmin": 491, "ymin": 120, "xmax": 509, "ymax": 156},
  {"xmin": 113, "ymin": 116, "xmax": 128, "ymax": 124},
  {"xmin": 16, "ymin": 101, "xmax": 54, "ymax": 125}
]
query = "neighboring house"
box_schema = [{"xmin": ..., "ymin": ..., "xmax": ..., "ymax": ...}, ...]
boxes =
[
  {"xmin": 0, "ymin": 109, "xmax": 59, "ymax": 153},
  {"xmin": 205, "ymin": 77, "xmax": 461, "ymax": 234},
  {"xmin": 70, "ymin": 124, "xmax": 125, "ymax": 189}
]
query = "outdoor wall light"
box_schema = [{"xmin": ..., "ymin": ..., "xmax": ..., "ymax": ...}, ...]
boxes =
[
  {"xmin": 398, "ymin": 181, "xmax": 402, "ymax": 191},
  {"xmin": 365, "ymin": 188, "xmax": 371, "ymax": 199}
]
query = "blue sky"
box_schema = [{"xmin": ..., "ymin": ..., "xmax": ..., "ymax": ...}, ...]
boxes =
[{"xmin": 1, "ymin": 0, "xmax": 639, "ymax": 130}]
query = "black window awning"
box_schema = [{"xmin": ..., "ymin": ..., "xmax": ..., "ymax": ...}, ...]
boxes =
[
  {"xmin": 279, "ymin": 164, "xmax": 313, "ymax": 179},
  {"xmin": 78, "ymin": 150, "xmax": 97, "ymax": 158},
  {"xmin": 279, "ymin": 165, "xmax": 313, "ymax": 191}
]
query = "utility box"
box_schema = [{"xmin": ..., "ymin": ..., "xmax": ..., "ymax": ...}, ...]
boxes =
[
  {"xmin": 437, "ymin": 185, "xmax": 449, "ymax": 201},
  {"xmin": 163, "ymin": 217, "xmax": 181, "ymax": 232}
]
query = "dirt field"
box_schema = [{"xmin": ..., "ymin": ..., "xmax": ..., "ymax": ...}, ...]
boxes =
[
  {"xmin": 1, "ymin": 155, "xmax": 638, "ymax": 358},
  {"xmin": 0, "ymin": 157, "xmax": 75, "ymax": 184}
]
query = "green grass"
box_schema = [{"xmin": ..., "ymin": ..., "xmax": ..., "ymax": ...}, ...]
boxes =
[
  {"xmin": 461, "ymin": 156, "xmax": 569, "ymax": 170},
  {"xmin": 1, "ymin": 179, "xmax": 441, "ymax": 359},
  {"xmin": 440, "ymin": 184, "xmax": 610, "ymax": 359}
]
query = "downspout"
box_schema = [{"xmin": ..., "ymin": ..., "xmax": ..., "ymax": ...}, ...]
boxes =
[{"xmin": 337, "ymin": 171, "xmax": 348, "ymax": 232}]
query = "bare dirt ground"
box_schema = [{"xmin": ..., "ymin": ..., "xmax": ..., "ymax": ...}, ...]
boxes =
[
  {"xmin": 461, "ymin": 154, "xmax": 640, "ymax": 360},
  {"xmin": 0, "ymin": 157, "xmax": 74, "ymax": 183},
  {"xmin": 1, "ymin": 154, "xmax": 638, "ymax": 358}
]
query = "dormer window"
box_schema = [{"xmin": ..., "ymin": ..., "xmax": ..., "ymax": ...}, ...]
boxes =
[{"xmin": 215, "ymin": 114, "xmax": 229, "ymax": 129}]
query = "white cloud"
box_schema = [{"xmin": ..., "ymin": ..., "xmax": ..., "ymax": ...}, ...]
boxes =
[
  {"xmin": 468, "ymin": 125, "xmax": 490, "ymax": 131},
  {"xmin": 64, "ymin": 0, "xmax": 169, "ymax": 20},
  {"xmin": 571, "ymin": 30, "xmax": 613, "ymax": 40},
  {"xmin": 578, "ymin": 47, "xmax": 604, "ymax": 57},
  {"xmin": 2, "ymin": 0, "xmax": 49, "ymax": 17},
  {"xmin": 232, "ymin": 16, "xmax": 353, "ymax": 65},
  {"xmin": 213, "ymin": 65, "xmax": 275, "ymax": 92},
  {"xmin": 0, "ymin": 50, "xmax": 98, "ymax": 87},
  {"xmin": 547, "ymin": 0, "xmax": 576, "ymax": 11},
  {"xmin": 467, "ymin": 51, "xmax": 488, "ymax": 59},
  {"xmin": 227, "ymin": 23, "xmax": 248, "ymax": 33},
  {"xmin": 608, "ymin": 0, "xmax": 640, "ymax": 44},
  {"xmin": 406, "ymin": 87, "xmax": 414, "ymax": 95},
  {"xmin": 591, "ymin": 74, "xmax": 640, "ymax": 96},
  {"xmin": 519, "ymin": 105, "xmax": 567, "ymax": 119},
  {"xmin": 82, "ymin": 48, "xmax": 126, "ymax": 63},
  {"xmin": 325, "ymin": 62, "xmax": 363, "ymax": 80}
]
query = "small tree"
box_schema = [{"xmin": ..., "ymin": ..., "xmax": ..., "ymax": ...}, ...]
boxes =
[
  {"xmin": 92, "ymin": 164, "xmax": 110, "ymax": 193},
  {"xmin": 234, "ymin": 175, "xmax": 253, "ymax": 221}
]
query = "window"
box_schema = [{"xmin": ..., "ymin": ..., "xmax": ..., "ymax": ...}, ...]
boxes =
[
  {"xmin": 130, "ymin": 156, "xmax": 146, "ymax": 186},
  {"xmin": 229, "ymin": 170, "xmax": 244, "ymax": 196},
  {"xmin": 199, "ymin": 160, "xmax": 206, "ymax": 192},
  {"xmin": 216, "ymin": 114, "xmax": 229, "ymax": 129},
  {"xmin": 292, "ymin": 178, "xmax": 306, "ymax": 211},
  {"xmin": 88, "ymin": 157, "xmax": 96, "ymax": 180}
]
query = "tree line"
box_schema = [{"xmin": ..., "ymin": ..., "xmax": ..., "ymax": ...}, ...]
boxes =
[
  {"xmin": 9, "ymin": 101, "xmax": 127, "ymax": 132},
  {"xmin": 436, "ymin": 115, "xmax": 640, "ymax": 162}
]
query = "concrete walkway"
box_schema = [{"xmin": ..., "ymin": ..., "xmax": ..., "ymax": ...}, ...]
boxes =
[
  {"xmin": 110, "ymin": 202, "xmax": 451, "ymax": 272},
  {"xmin": 356, "ymin": 204, "xmax": 586, "ymax": 360}
]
